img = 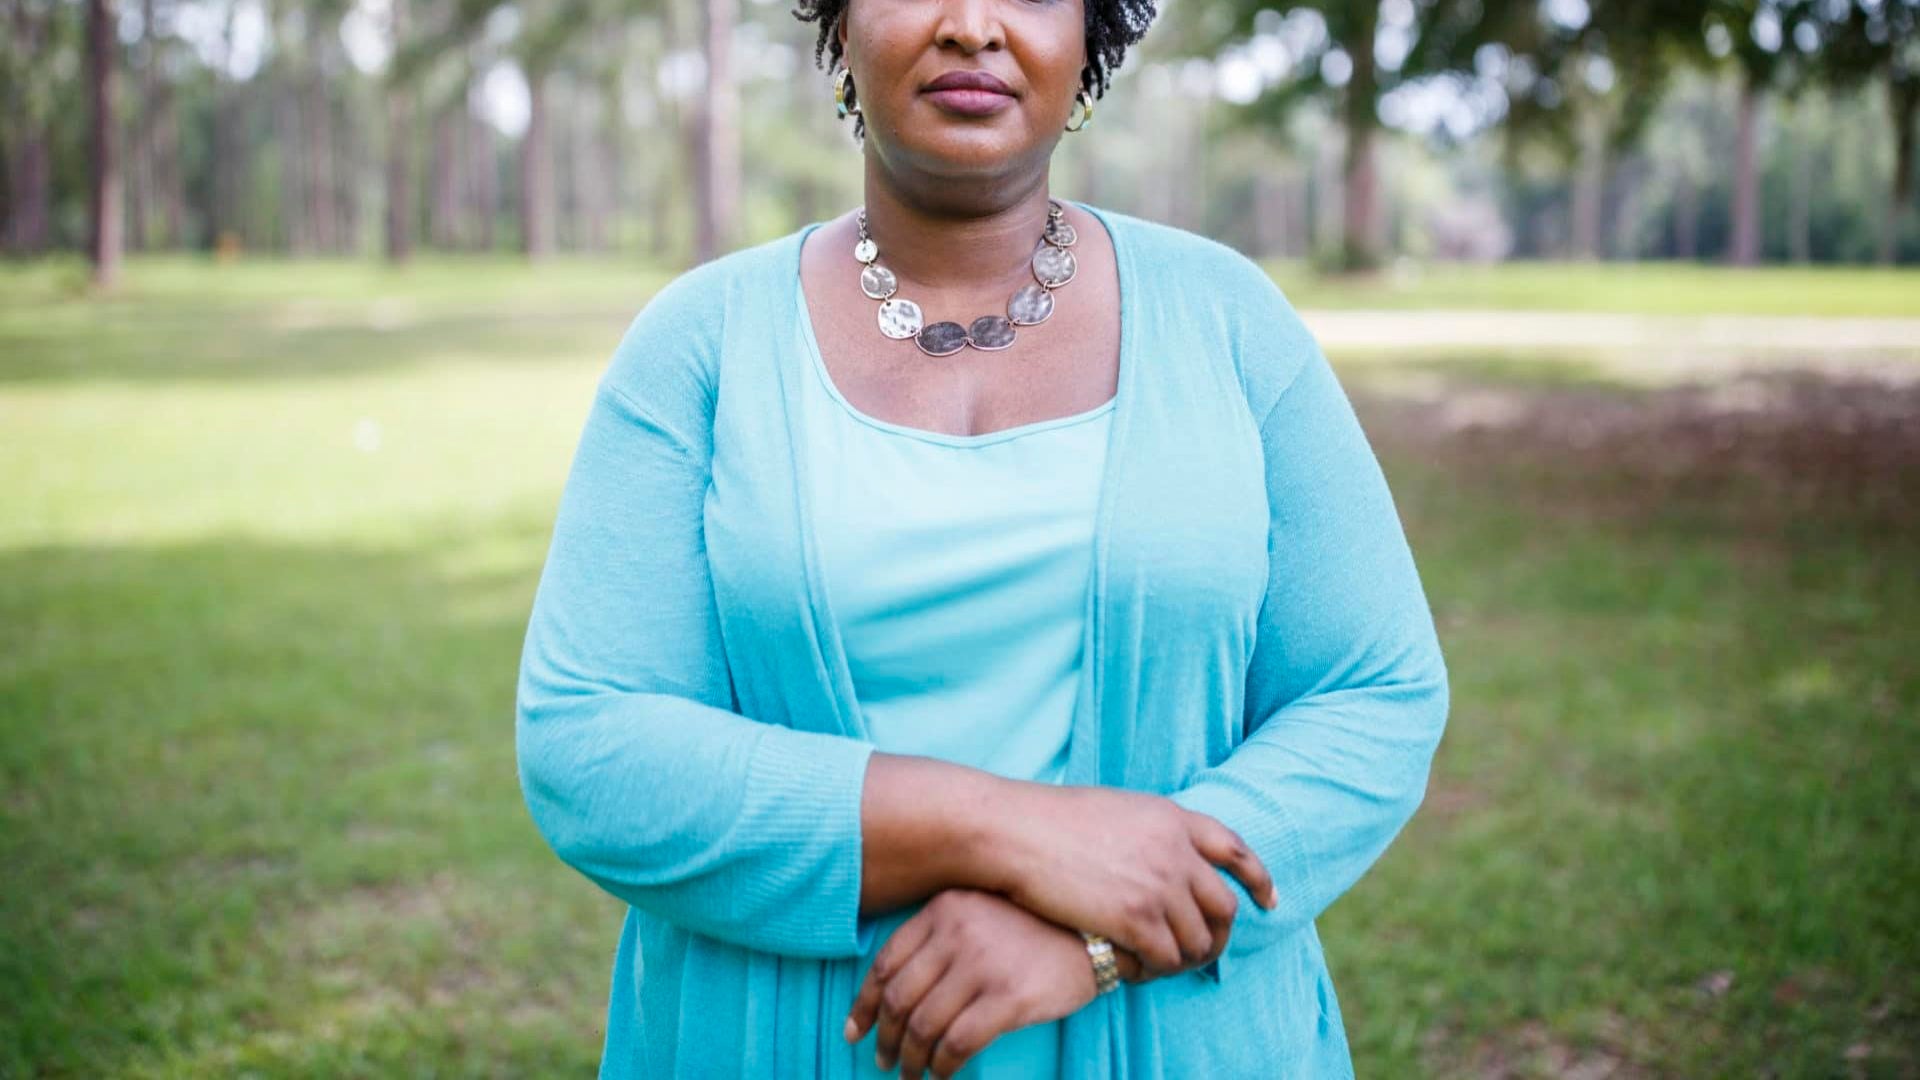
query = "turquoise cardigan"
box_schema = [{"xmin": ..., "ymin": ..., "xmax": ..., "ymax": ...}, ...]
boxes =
[{"xmin": 515, "ymin": 200, "xmax": 1450, "ymax": 1078}]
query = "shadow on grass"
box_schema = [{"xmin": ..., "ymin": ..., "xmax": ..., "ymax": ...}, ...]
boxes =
[
  {"xmin": 1352, "ymin": 368, "xmax": 1920, "ymax": 537},
  {"xmin": 0, "ymin": 307, "xmax": 634, "ymax": 386},
  {"xmin": 0, "ymin": 519, "xmax": 617, "ymax": 1077}
]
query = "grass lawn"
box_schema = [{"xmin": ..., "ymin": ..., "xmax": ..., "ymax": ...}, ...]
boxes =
[
  {"xmin": 2, "ymin": 256, "xmax": 1915, "ymax": 1077},
  {"xmin": 1262, "ymin": 259, "xmax": 1920, "ymax": 317}
]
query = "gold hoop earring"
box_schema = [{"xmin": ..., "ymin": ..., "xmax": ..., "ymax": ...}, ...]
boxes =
[
  {"xmin": 1065, "ymin": 89, "xmax": 1093, "ymax": 132},
  {"xmin": 834, "ymin": 65, "xmax": 862, "ymax": 120}
]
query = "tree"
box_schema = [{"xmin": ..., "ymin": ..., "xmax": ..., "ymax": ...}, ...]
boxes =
[
  {"xmin": 1817, "ymin": 0, "xmax": 1919, "ymax": 263},
  {"xmin": 1179, "ymin": 0, "xmax": 1538, "ymax": 270},
  {"xmin": 691, "ymin": 0, "xmax": 738, "ymax": 262},
  {"xmin": 387, "ymin": 0, "xmax": 415, "ymax": 261},
  {"xmin": 1505, "ymin": 0, "xmax": 1718, "ymax": 259},
  {"xmin": 1697, "ymin": 0, "xmax": 1825, "ymax": 265},
  {"xmin": 85, "ymin": 0, "xmax": 121, "ymax": 285},
  {"xmin": 0, "ymin": 0, "xmax": 69, "ymax": 254}
]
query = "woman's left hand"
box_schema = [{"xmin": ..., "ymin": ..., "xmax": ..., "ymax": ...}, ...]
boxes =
[{"xmin": 844, "ymin": 887, "xmax": 1111, "ymax": 1079}]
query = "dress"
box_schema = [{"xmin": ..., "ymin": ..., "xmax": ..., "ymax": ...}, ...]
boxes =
[
  {"xmin": 514, "ymin": 199, "xmax": 1450, "ymax": 1078},
  {"xmin": 796, "ymin": 274, "xmax": 1116, "ymax": 1076}
]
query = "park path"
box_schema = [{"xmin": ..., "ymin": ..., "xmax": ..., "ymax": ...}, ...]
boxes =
[
  {"xmin": 1300, "ymin": 310, "xmax": 1920, "ymax": 386},
  {"xmin": 1301, "ymin": 310, "xmax": 1920, "ymax": 353}
]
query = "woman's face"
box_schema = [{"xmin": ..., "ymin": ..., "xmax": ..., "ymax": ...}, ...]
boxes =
[{"xmin": 837, "ymin": 0, "xmax": 1087, "ymax": 178}]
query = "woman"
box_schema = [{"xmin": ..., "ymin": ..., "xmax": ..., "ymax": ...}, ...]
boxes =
[{"xmin": 514, "ymin": 0, "xmax": 1450, "ymax": 1072}]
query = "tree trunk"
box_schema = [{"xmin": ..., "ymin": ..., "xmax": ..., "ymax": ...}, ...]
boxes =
[
  {"xmin": 386, "ymin": 84, "xmax": 413, "ymax": 261},
  {"xmin": 4, "ymin": 128, "xmax": 53, "ymax": 254},
  {"xmin": 276, "ymin": 80, "xmax": 307, "ymax": 252},
  {"xmin": 449, "ymin": 101, "xmax": 470, "ymax": 248},
  {"xmin": 1882, "ymin": 74, "xmax": 1917, "ymax": 266},
  {"xmin": 1790, "ymin": 122, "xmax": 1811, "ymax": 264},
  {"xmin": 1313, "ymin": 129, "xmax": 1342, "ymax": 258},
  {"xmin": 306, "ymin": 71, "xmax": 338, "ymax": 252},
  {"xmin": 385, "ymin": 0, "xmax": 412, "ymax": 262},
  {"xmin": 603, "ymin": 72, "xmax": 625, "ymax": 251},
  {"xmin": 1571, "ymin": 112, "xmax": 1607, "ymax": 261},
  {"xmin": 86, "ymin": 0, "xmax": 122, "ymax": 286},
  {"xmin": 161, "ymin": 109, "xmax": 185, "ymax": 247},
  {"xmin": 649, "ymin": 175, "xmax": 670, "ymax": 258},
  {"xmin": 208, "ymin": 0, "xmax": 247, "ymax": 252},
  {"xmin": 1341, "ymin": 8, "xmax": 1381, "ymax": 270},
  {"xmin": 522, "ymin": 68, "xmax": 554, "ymax": 259},
  {"xmin": 431, "ymin": 108, "xmax": 457, "ymax": 248},
  {"xmin": 692, "ymin": 0, "xmax": 738, "ymax": 262},
  {"xmin": 557, "ymin": 80, "xmax": 580, "ymax": 250},
  {"xmin": 1254, "ymin": 170, "xmax": 1285, "ymax": 258},
  {"xmin": 129, "ymin": 0, "xmax": 160, "ymax": 251},
  {"xmin": 472, "ymin": 105, "xmax": 497, "ymax": 250},
  {"xmin": 213, "ymin": 81, "xmax": 245, "ymax": 251},
  {"xmin": 1674, "ymin": 170, "xmax": 1698, "ymax": 260},
  {"xmin": 1729, "ymin": 74, "xmax": 1762, "ymax": 267},
  {"xmin": 1607, "ymin": 159, "xmax": 1641, "ymax": 259},
  {"xmin": 339, "ymin": 107, "xmax": 361, "ymax": 251},
  {"xmin": 1288, "ymin": 173, "xmax": 1310, "ymax": 257}
]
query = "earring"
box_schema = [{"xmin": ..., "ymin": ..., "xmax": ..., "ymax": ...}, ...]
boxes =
[
  {"xmin": 1065, "ymin": 88, "xmax": 1093, "ymax": 132},
  {"xmin": 834, "ymin": 65, "xmax": 862, "ymax": 120}
]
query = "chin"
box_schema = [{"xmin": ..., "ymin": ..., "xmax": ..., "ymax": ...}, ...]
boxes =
[{"xmin": 900, "ymin": 125, "xmax": 1033, "ymax": 173}]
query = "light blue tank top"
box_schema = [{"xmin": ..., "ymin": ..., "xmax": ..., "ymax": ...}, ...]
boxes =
[{"xmin": 795, "ymin": 270, "xmax": 1114, "ymax": 1078}]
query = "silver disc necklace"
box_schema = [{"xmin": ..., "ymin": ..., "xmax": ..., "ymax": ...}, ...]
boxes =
[{"xmin": 855, "ymin": 198, "xmax": 1079, "ymax": 357}]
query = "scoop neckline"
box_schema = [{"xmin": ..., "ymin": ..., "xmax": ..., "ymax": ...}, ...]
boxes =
[{"xmin": 792, "ymin": 199, "xmax": 1124, "ymax": 450}]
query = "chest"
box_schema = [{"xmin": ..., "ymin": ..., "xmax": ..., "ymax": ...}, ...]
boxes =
[
  {"xmin": 700, "ymin": 221, "xmax": 1274, "ymax": 787},
  {"xmin": 798, "ymin": 245, "xmax": 1121, "ymax": 441}
]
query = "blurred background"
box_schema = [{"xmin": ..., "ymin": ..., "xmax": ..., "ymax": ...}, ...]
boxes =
[{"xmin": 3, "ymin": 0, "xmax": 1916, "ymax": 1076}]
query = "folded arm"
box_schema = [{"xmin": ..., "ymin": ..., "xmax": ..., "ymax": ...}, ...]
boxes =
[
  {"xmin": 517, "ymin": 357, "xmax": 890, "ymax": 957},
  {"xmin": 517, "ymin": 283, "xmax": 1035, "ymax": 960},
  {"xmin": 1169, "ymin": 306, "xmax": 1451, "ymax": 985}
]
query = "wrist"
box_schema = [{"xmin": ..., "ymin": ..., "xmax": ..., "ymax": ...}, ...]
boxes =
[{"xmin": 959, "ymin": 776, "xmax": 1055, "ymax": 897}]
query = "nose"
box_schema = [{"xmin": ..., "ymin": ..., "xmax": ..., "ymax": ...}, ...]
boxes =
[{"xmin": 933, "ymin": 0, "xmax": 1004, "ymax": 54}]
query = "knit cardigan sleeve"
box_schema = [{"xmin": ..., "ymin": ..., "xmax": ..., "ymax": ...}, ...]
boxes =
[
  {"xmin": 1168, "ymin": 260, "xmax": 1451, "ymax": 986},
  {"xmin": 514, "ymin": 267, "xmax": 878, "ymax": 960}
]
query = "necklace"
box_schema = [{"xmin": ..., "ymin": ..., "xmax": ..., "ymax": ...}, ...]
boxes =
[{"xmin": 854, "ymin": 199, "xmax": 1079, "ymax": 357}]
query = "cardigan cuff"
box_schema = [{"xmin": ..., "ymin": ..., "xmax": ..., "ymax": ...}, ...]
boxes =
[
  {"xmin": 1168, "ymin": 779, "xmax": 1318, "ymax": 986},
  {"xmin": 738, "ymin": 724, "xmax": 879, "ymax": 957}
]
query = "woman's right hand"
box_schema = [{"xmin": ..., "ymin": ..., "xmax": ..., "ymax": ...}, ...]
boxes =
[{"xmin": 985, "ymin": 783, "xmax": 1277, "ymax": 979}]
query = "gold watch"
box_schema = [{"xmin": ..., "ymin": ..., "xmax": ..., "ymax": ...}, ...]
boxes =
[{"xmin": 1079, "ymin": 931, "xmax": 1120, "ymax": 995}]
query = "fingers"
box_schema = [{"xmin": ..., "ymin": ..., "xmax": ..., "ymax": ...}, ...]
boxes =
[
  {"xmin": 895, "ymin": 973, "xmax": 982, "ymax": 1080},
  {"xmin": 873, "ymin": 945, "xmax": 952, "ymax": 1071},
  {"xmin": 847, "ymin": 913, "xmax": 938, "ymax": 1043},
  {"xmin": 1186, "ymin": 814, "xmax": 1277, "ymax": 910},
  {"xmin": 1190, "ymin": 868, "xmax": 1238, "ymax": 966},
  {"xmin": 1162, "ymin": 884, "xmax": 1214, "ymax": 969},
  {"xmin": 928, "ymin": 993, "xmax": 1018, "ymax": 1080},
  {"xmin": 1124, "ymin": 911, "xmax": 1185, "ymax": 977},
  {"xmin": 847, "ymin": 966, "xmax": 883, "ymax": 1045}
]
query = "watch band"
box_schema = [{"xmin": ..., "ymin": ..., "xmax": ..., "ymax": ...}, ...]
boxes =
[{"xmin": 1080, "ymin": 931, "xmax": 1121, "ymax": 995}]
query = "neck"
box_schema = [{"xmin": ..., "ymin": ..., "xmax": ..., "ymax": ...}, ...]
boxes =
[{"xmin": 857, "ymin": 160, "xmax": 1056, "ymax": 294}]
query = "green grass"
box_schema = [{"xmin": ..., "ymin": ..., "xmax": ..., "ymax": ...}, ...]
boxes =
[
  {"xmin": 1262, "ymin": 258, "xmax": 1920, "ymax": 317},
  {"xmin": 2, "ymin": 256, "xmax": 1915, "ymax": 1076}
]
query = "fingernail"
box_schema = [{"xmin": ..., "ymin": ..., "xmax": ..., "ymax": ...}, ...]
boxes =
[
  {"xmin": 844, "ymin": 1017, "xmax": 858, "ymax": 1042},
  {"xmin": 1264, "ymin": 885, "xmax": 1278, "ymax": 908},
  {"xmin": 877, "ymin": 1051, "xmax": 893, "ymax": 1070}
]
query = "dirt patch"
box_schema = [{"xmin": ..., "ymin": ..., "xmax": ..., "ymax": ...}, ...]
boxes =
[
  {"xmin": 1353, "ymin": 369, "xmax": 1920, "ymax": 534},
  {"xmin": 1417, "ymin": 780, "xmax": 1489, "ymax": 823},
  {"xmin": 1425, "ymin": 1014, "xmax": 1657, "ymax": 1080}
]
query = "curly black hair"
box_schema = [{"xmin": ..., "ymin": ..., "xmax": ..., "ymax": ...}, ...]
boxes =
[{"xmin": 790, "ymin": 0, "xmax": 1158, "ymax": 143}]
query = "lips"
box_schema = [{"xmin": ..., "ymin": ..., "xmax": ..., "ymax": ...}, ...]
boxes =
[{"xmin": 922, "ymin": 70, "xmax": 1014, "ymax": 95}]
